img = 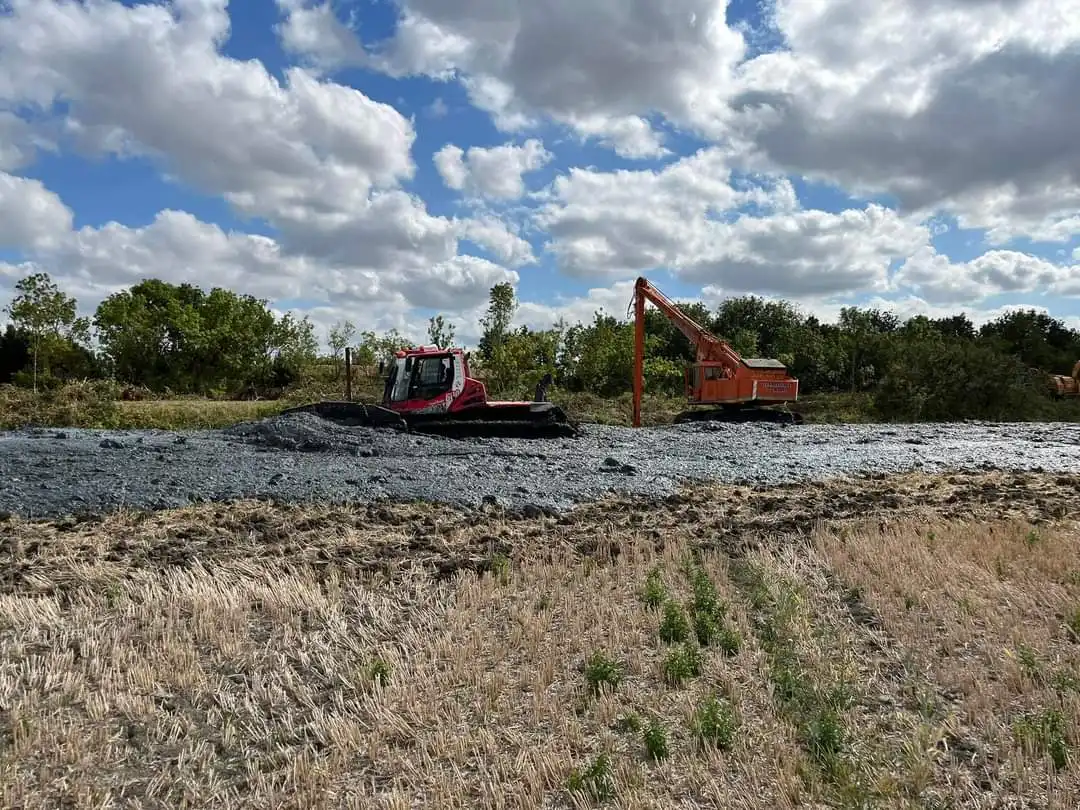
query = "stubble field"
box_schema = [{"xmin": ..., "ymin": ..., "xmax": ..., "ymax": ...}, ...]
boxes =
[{"xmin": 1, "ymin": 470, "xmax": 1079, "ymax": 809}]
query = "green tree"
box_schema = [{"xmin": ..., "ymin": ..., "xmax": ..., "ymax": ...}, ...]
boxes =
[
  {"xmin": 875, "ymin": 337, "xmax": 1048, "ymax": 422},
  {"xmin": 3, "ymin": 272, "xmax": 90, "ymax": 392},
  {"xmin": 0, "ymin": 324, "xmax": 30, "ymax": 384},
  {"xmin": 93, "ymin": 279, "xmax": 317, "ymax": 395},
  {"xmin": 979, "ymin": 309, "xmax": 1080, "ymax": 374},
  {"xmin": 478, "ymin": 282, "xmax": 517, "ymax": 361},
  {"xmin": 327, "ymin": 319, "xmax": 356, "ymax": 362},
  {"xmin": 427, "ymin": 314, "xmax": 457, "ymax": 348}
]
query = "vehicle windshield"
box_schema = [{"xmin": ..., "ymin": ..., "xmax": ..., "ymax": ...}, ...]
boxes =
[
  {"xmin": 387, "ymin": 354, "xmax": 454, "ymax": 402},
  {"xmin": 389, "ymin": 357, "xmax": 411, "ymax": 402}
]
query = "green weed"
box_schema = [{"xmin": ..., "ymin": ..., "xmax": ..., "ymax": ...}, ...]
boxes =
[
  {"xmin": 489, "ymin": 552, "xmax": 510, "ymax": 584},
  {"xmin": 693, "ymin": 694, "xmax": 739, "ymax": 751},
  {"xmin": 1014, "ymin": 644, "xmax": 1044, "ymax": 684},
  {"xmin": 659, "ymin": 599, "xmax": 691, "ymax": 644},
  {"xmin": 661, "ymin": 643, "xmax": 703, "ymax": 687},
  {"xmin": 365, "ymin": 658, "xmax": 391, "ymax": 687},
  {"xmin": 566, "ymin": 752, "xmax": 616, "ymax": 803},
  {"xmin": 583, "ymin": 651, "xmax": 623, "ymax": 695},
  {"xmin": 641, "ymin": 566, "xmax": 667, "ymax": 609},
  {"xmin": 642, "ymin": 718, "xmax": 670, "ymax": 762},
  {"xmin": 1014, "ymin": 708, "xmax": 1070, "ymax": 771}
]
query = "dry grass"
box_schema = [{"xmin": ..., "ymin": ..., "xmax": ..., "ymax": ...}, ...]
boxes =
[
  {"xmin": 113, "ymin": 399, "xmax": 284, "ymax": 430},
  {"xmin": 1, "ymin": 471, "xmax": 1078, "ymax": 808}
]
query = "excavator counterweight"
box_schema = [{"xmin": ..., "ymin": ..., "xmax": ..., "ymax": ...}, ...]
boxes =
[{"xmin": 631, "ymin": 276, "xmax": 802, "ymax": 427}]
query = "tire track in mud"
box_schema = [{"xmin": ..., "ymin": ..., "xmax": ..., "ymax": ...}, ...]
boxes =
[{"xmin": 0, "ymin": 411, "xmax": 1079, "ymax": 519}]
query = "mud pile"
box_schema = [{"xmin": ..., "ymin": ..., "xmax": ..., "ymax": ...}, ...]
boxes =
[{"xmin": 1, "ymin": 414, "xmax": 1079, "ymax": 519}]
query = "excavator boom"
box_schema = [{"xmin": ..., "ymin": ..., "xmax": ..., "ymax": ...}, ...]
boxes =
[{"xmin": 631, "ymin": 276, "xmax": 801, "ymax": 427}]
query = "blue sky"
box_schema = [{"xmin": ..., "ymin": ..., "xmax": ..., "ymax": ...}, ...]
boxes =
[{"xmin": 1, "ymin": 0, "xmax": 1078, "ymax": 346}]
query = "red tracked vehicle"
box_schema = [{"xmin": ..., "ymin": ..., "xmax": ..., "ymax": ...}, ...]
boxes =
[{"xmin": 282, "ymin": 344, "xmax": 579, "ymax": 438}]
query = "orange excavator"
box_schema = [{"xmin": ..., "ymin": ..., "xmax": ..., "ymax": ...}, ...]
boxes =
[
  {"xmin": 631, "ymin": 276, "xmax": 802, "ymax": 427},
  {"xmin": 1048, "ymin": 361, "xmax": 1080, "ymax": 397}
]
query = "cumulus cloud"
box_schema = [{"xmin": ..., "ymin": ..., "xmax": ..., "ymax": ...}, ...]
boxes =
[
  {"xmin": 894, "ymin": 247, "xmax": 1080, "ymax": 303},
  {"xmin": 0, "ymin": 173, "xmax": 73, "ymax": 251},
  {"xmin": 277, "ymin": 0, "xmax": 745, "ymax": 158},
  {"xmin": 455, "ymin": 216, "xmax": 536, "ymax": 268},
  {"xmin": 0, "ymin": 0, "xmax": 416, "ymax": 222},
  {"xmin": 0, "ymin": 0, "xmax": 519, "ymax": 322},
  {"xmin": 720, "ymin": 0, "xmax": 1080, "ymax": 239},
  {"xmin": 279, "ymin": 0, "xmax": 1080, "ymax": 239},
  {"xmin": 3, "ymin": 0, "xmax": 1080, "ymax": 348},
  {"xmin": 434, "ymin": 139, "xmax": 552, "ymax": 200},
  {"xmin": 533, "ymin": 148, "xmax": 925, "ymax": 296}
]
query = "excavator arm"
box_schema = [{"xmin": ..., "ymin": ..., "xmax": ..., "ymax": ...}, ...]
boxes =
[
  {"xmin": 631, "ymin": 275, "xmax": 799, "ymax": 427},
  {"xmin": 632, "ymin": 276, "xmax": 744, "ymax": 366},
  {"xmin": 632, "ymin": 276, "xmax": 747, "ymax": 427}
]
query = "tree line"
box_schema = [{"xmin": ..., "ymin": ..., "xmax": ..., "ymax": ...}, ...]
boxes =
[{"xmin": 2, "ymin": 272, "xmax": 1079, "ymax": 421}]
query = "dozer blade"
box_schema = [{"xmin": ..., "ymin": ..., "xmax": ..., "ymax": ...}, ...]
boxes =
[
  {"xmin": 278, "ymin": 401, "xmax": 409, "ymax": 430},
  {"xmin": 405, "ymin": 402, "xmax": 581, "ymax": 439},
  {"xmin": 674, "ymin": 405, "xmax": 804, "ymax": 426}
]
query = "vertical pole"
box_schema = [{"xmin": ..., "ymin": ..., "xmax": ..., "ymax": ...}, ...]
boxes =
[
  {"xmin": 345, "ymin": 346, "xmax": 353, "ymax": 400},
  {"xmin": 633, "ymin": 283, "xmax": 645, "ymax": 428}
]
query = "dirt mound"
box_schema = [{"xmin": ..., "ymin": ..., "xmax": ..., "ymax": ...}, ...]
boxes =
[{"xmin": 222, "ymin": 412, "xmax": 385, "ymax": 454}]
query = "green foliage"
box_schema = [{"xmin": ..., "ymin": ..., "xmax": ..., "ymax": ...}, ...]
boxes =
[
  {"xmin": 661, "ymin": 642, "xmax": 703, "ymax": 686},
  {"xmin": 327, "ymin": 319, "xmax": 356, "ymax": 362},
  {"xmin": 93, "ymin": 279, "xmax": 317, "ymax": 397},
  {"xmin": 3, "ymin": 272, "xmax": 91, "ymax": 392},
  {"xmin": 1014, "ymin": 708, "xmax": 1069, "ymax": 771},
  {"xmin": 365, "ymin": 658, "xmax": 392, "ymax": 687},
  {"xmin": 478, "ymin": 282, "xmax": 517, "ymax": 362},
  {"xmin": 641, "ymin": 566, "xmax": 668, "ymax": 610},
  {"xmin": 566, "ymin": 753, "xmax": 615, "ymax": 803},
  {"xmin": 583, "ymin": 651, "xmax": 623, "ymax": 695},
  {"xmin": 693, "ymin": 694, "xmax": 739, "ymax": 751},
  {"xmin": 427, "ymin": 314, "xmax": 456, "ymax": 348},
  {"xmin": 642, "ymin": 718, "xmax": 670, "ymax": 762},
  {"xmin": 873, "ymin": 336, "xmax": 1051, "ymax": 421},
  {"xmin": 659, "ymin": 600, "xmax": 691, "ymax": 644},
  {"xmin": 3, "ymin": 268, "xmax": 1080, "ymax": 426},
  {"xmin": 0, "ymin": 380, "xmax": 121, "ymax": 430}
]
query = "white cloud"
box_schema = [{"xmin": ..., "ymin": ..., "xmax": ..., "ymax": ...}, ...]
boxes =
[
  {"xmin": 434, "ymin": 139, "xmax": 552, "ymax": 199},
  {"xmin": 273, "ymin": 0, "xmax": 1080, "ymax": 243},
  {"xmin": 719, "ymin": 0, "xmax": 1080, "ymax": 241},
  {"xmin": 515, "ymin": 279, "xmax": 639, "ymax": 331},
  {"xmin": 0, "ymin": 0, "xmax": 522, "ymax": 322},
  {"xmin": 0, "ymin": 0, "xmax": 416, "ymax": 223},
  {"xmin": 533, "ymin": 149, "xmax": 923, "ymax": 296},
  {"xmin": 2, "ymin": 0, "xmax": 1080, "ymax": 351},
  {"xmin": 0, "ymin": 172, "xmax": 73, "ymax": 251},
  {"xmin": 274, "ymin": 0, "xmax": 368, "ymax": 72},
  {"xmin": 894, "ymin": 247, "xmax": 1080, "ymax": 303},
  {"xmin": 278, "ymin": 0, "xmax": 745, "ymax": 159},
  {"xmin": 455, "ymin": 216, "xmax": 536, "ymax": 268}
]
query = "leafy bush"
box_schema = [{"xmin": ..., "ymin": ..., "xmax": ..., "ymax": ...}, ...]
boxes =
[
  {"xmin": 874, "ymin": 337, "xmax": 1053, "ymax": 422},
  {"xmin": 0, "ymin": 380, "xmax": 121, "ymax": 430}
]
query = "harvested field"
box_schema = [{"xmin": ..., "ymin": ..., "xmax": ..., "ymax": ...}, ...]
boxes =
[{"xmin": 1, "ymin": 471, "xmax": 1079, "ymax": 808}]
